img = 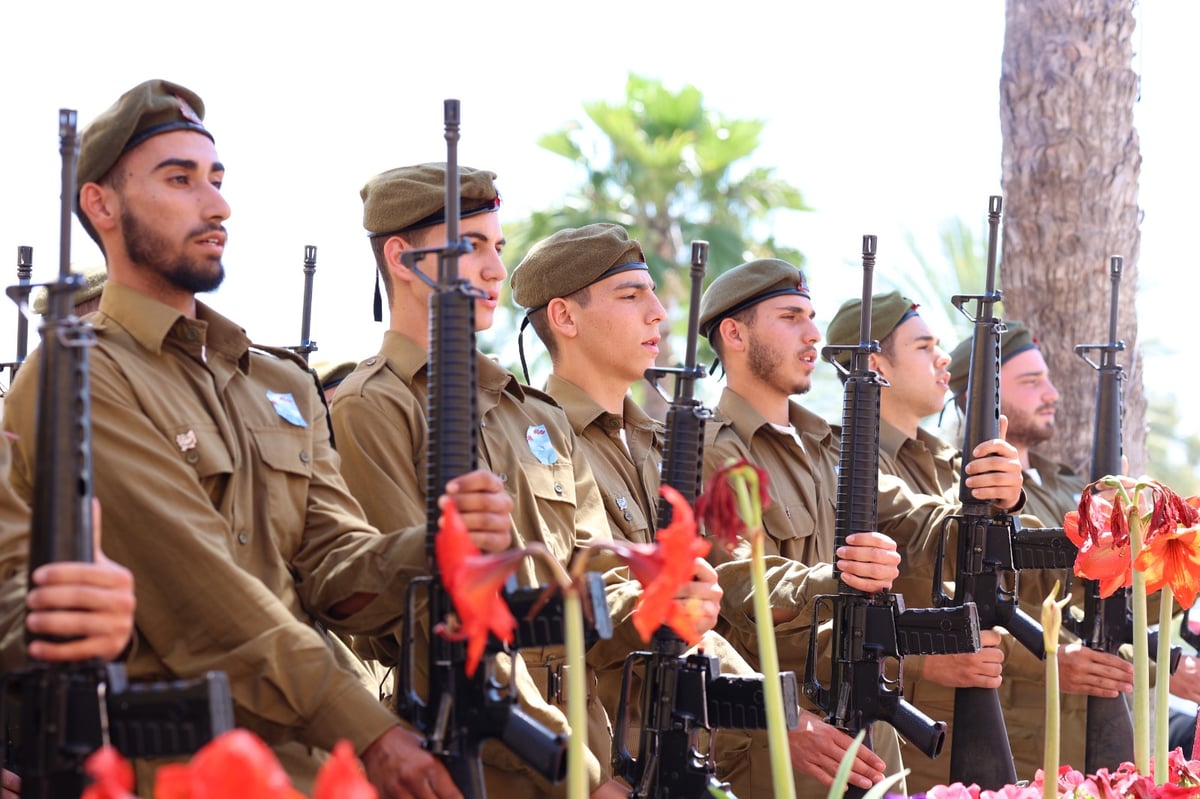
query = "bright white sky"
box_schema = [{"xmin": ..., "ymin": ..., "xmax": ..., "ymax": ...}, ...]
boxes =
[{"xmin": 1, "ymin": 1, "xmax": 1195, "ymax": 432}]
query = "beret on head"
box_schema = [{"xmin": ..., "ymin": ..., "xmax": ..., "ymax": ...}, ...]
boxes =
[
  {"xmin": 698, "ymin": 258, "xmax": 810, "ymax": 340},
  {"xmin": 360, "ymin": 163, "xmax": 500, "ymax": 236},
  {"xmin": 947, "ymin": 320, "xmax": 1038, "ymax": 396},
  {"xmin": 30, "ymin": 263, "xmax": 107, "ymax": 314},
  {"xmin": 77, "ymin": 79, "xmax": 211, "ymax": 192},
  {"xmin": 825, "ymin": 290, "xmax": 920, "ymax": 367},
  {"xmin": 510, "ymin": 223, "xmax": 647, "ymax": 310}
]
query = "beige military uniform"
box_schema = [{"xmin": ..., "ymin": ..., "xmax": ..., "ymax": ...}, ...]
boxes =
[
  {"xmin": 330, "ymin": 330, "xmax": 615, "ymax": 796},
  {"xmin": 702, "ymin": 388, "xmax": 976, "ymax": 796},
  {"xmin": 0, "ymin": 435, "xmax": 28, "ymax": 671},
  {"xmin": 3, "ymin": 283, "xmax": 413, "ymax": 793},
  {"xmin": 545, "ymin": 374, "xmax": 776, "ymax": 797}
]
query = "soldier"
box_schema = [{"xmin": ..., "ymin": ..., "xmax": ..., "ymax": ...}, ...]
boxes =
[
  {"xmin": 695, "ymin": 259, "xmax": 1026, "ymax": 791},
  {"xmin": 509, "ymin": 223, "xmax": 894, "ymax": 796},
  {"xmin": 330, "ymin": 166, "xmax": 626, "ymax": 799},
  {"xmin": 2, "ymin": 79, "xmax": 510, "ymax": 798}
]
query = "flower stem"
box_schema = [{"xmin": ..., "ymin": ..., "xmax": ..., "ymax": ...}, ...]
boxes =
[
  {"xmin": 565, "ymin": 588, "xmax": 589, "ymax": 799},
  {"xmin": 1131, "ymin": 510, "xmax": 1150, "ymax": 775},
  {"xmin": 1044, "ymin": 647, "xmax": 1060, "ymax": 799},
  {"xmin": 748, "ymin": 528, "xmax": 796, "ymax": 799},
  {"xmin": 1155, "ymin": 587, "xmax": 1175, "ymax": 785}
]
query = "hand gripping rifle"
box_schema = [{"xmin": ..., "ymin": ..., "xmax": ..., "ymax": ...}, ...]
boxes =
[
  {"xmin": 0, "ymin": 247, "xmax": 33, "ymax": 393},
  {"xmin": 288, "ymin": 245, "xmax": 319, "ymax": 363},
  {"xmin": 932, "ymin": 197, "xmax": 1077, "ymax": 788},
  {"xmin": 0, "ymin": 109, "xmax": 233, "ymax": 799},
  {"xmin": 614, "ymin": 241, "xmax": 800, "ymax": 799},
  {"xmin": 393, "ymin": 100, "xmax": 568, "ymax": 799},
  {"xmin": 803, "ymin": 236, "xmax": 981, "ymax": 797}
]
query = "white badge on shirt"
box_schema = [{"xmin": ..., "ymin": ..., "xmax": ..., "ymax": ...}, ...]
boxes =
[
  {"xmin": 267, "ymin": 390, "xmax": 307, "ymax": 427},
  {"xmin": 526, "ymin": 424, "xmax": 558, "ymax": 465}
]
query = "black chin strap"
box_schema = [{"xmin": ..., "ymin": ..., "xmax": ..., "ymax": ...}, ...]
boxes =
[{"xmin": 517, "ymin": 314, "xmax": 534, "ymax": 385}]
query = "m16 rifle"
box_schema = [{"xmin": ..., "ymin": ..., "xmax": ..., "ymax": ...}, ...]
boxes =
[
  {"xmin": 289, "ymin": 245, "xmax": 319, "ymax": 363},
  {"xmin": 804, "ymin": 236, "xmax": 981, "ymax": 799},
  {"xmin": 392, "ymin": 99, "xmax": 570, "ymax": 799},
  {"xmin": 0, "ymin": 108, "xmax": 232, "ymax": 799},
  {"xmin": 614, "ymin": 241, "xmax": 800, "ymax": 799},
  {"xmin": 932, "ymin": 196, "xmax": 1078, "ymax": 788}
]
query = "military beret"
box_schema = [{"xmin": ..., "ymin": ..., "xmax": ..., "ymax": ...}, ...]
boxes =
[
  {"xmin": 77, "ymin": 79, "xmax": 211, "ymax": 193},
  {"xmin": 947, "ymin": 320, "xmax": 1038, "ymax": 396},
  {"xmin": 314, "ymin": 358, "xmax": 358, "ymax": 392},
  {"xmin": 825, "ymin": 290, "xmax": 921, "ymax": 367},
  {"xmin": 361, "ymin": 163, "xmax": 500, "ymax": 236},
  {"xmin": 510, "ymin": 223, "xmax": 647, "ymax": 311},
  {"xmin": 698, "ymin": 258, "xmax": 810, "ymax": 340},
  {"xmin": 30, "ymin": 263, "xmax": 107, "ymax": 315}
]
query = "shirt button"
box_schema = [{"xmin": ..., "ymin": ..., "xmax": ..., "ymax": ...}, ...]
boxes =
[
  {"xmin": 623, "ymin": 511, "xmax": 633, "ymax": 521},
  {"xmin": 186, "ymin": 451, "xmax": 200, "ymax": 464},
  {"xmin": 186, "ymin": 327, "xmax": 199, "ymax": 341},
  {"xmin": 499, "ymin": 473, "xmax": 507, "ymax": 483},
  {"xmin": 237, "ymin": 531, "xmax": 249, "ymax": 545},
  {"xmin": 553, "ymin": 482, "xmax": 564, "ymax": 495},
  {"xmin": 299, "ymin": 450, "xmax": 310, "ymax": 463},
  {"xmin": 366, "ymin": 358, "xmax": 377, "ymax": 366}
]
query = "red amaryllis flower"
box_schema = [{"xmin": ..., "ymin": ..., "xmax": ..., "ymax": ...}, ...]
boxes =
[
  {"xmin": 435, "ymin": 497, "xmax": 527, "ymax": 677},
  {"xmin": 1134, "ymin": 523, "xmax": 1200, "ymax": 609},
  {"xmin": 81, "ymin": 746, "xmax": 135, "ymax": 799},
  {"xmin": 1144, "ymin": 483, "xmax": 1200, "ymax": 541},
  {"xmin": 696, "ymin": 458, "xmax": 771, "ymax": 554},
  {"xmin": 153, "ymin": 729, "xmax": 305, "ymax": 799},
  {"xmin": 312, "ymin": 740, "xmax": 378, "ymax": 799},
  {"xmin": 1069, "ymin": 483, "xmax": 1134, "ymax": 598}
]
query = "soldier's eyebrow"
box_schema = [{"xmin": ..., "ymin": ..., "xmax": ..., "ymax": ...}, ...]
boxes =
[
  {"xmin": 463, "ymin": 230, "xmax": 505, "ymax": 248},
  {"xmin": 152, "ymin": 158, "xmax": 225, "ymax": 174}
]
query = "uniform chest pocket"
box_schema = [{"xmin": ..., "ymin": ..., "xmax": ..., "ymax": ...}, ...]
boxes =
[
  {"xmin": 249, "ymin": 426, "xmax": 313, "ymax": 554},
  {"xmin": 168, "ymin": 422, "xmax": 233, "ymax": 478},
  {"xmin": 761, "ymin": 499, "xmax": 817, "ymax": 546},
  {"xmin": 523, "ymin": 462, "xmax": 577, "ymax": 564},
  {"xmin": 606, "ymin": 491, "xmax": 650, "ymax": 544}
]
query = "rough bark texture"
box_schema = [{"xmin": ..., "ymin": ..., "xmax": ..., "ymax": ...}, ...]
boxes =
[{"xmin": 999, "ymin": 0, "xmax": 1144, "ymax": 477}]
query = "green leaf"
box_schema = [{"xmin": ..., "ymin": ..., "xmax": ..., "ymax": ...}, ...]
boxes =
[{"xmin": 827, "ymin": 730, "xmax": 866, "ymax": 799}]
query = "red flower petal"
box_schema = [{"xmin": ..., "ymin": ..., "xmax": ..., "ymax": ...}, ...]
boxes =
[{"xmin": 312, "ymin": 740, "xmax": 378, "ymax": 799}]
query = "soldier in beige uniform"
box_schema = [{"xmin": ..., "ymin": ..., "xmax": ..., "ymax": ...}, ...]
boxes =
[
  {"xmin": 695, "ymin": 259, "xmax": 1028, "ymax": 792},
  {"xmin": 331, "ymin": 166, "xmax": 627, "ymax": 799},
  {"xmin": 3, "ymin": 79, "xmax": 516, "ymax": 799},
  {"xmin": 510, "ymin": 223, "xmax": 896, "ymax": 797}
]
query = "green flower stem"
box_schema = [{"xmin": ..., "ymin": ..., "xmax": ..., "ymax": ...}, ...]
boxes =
[
  {"xmin": 749, "ymin": 528, "xmax": 796, "ymax": 799},
  {"xmin": 1130, "ymin": 510, "xmax": 1150, "ymax": 776},
  {"xmin": 1043, "ymin": 643, "xmax": 1060, "ymax": 799},
  {"xmin": 1155, "ymin": 587, "xmax": 1175, "ymax": 785},
  {"xmin": 565, "ymin": 588, "xmax": 588, "ymax": 799}
]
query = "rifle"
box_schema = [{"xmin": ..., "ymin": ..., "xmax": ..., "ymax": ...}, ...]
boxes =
[
  {"xmin": 0, "ymin": 109, "xmax": 233, "ymax": 799},
  {"xmin": 932, "ymin": 196, "xmax": 1061, "ymax": 788},
  {"xmin": 0, "ymin": 247, "xmax": 33, "ymax": 393},
  {"xmin": 614, "ymin": 241, "xmax": 800, "ymax": 799},
  {"xmin": 393, "ymin": 99, "xmax": 568, "ymax": 799},
  {"xmin": 289, "ymin": 245, "xmax": 319, "ymax": 363},
  {"xmin": 803, "ymin": 236, "xmax": 981, "ymax": 797}
]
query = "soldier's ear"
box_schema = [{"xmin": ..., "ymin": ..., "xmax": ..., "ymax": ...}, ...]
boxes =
[
  {"xmin": 717, "ymin": 317, "xmax": 746, "ymax": 353},
  {"xmin": 545, "ymin": 297, "xmax": 578, "ymax": 340},
  {"xmin": 384, "ymin": 236, "xmax": 420, "ymax": 285},
  {"xmin": 79, "ymin": 182, "xmax": 118, "ymax": 236}
]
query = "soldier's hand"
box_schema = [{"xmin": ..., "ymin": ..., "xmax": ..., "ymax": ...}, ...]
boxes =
[
  {"xmin": 672, "ymin": 558, "xmax": 722, "ymax": 634},
  {"xmin": 442, "ymin": 470, "xmax": 513, "ymax": 553},
  {"xmin": 1171, "ymin": 654, "xmax": 1200, "ymax": 704},
  {"xmin": 2, "ymin": 767, "xmax": 19, "ymax": 799},
  {"xmin": 921, "ymin": 630, "xmax": 1005, "ymax": 689},
  {"xmin": 964, "ymin": 416, "xmax": 1024, "ymax": 511},
  {"xmin": 589, "ymin": 779, "xmax": 629, "ymax": 799},
  {"xmin": 837, "ymin": 533, "xmax": 901, "ymax": 593},
  {"xmin": 361, "ymin": 726, "xmax": 462, "ymax": 799},
  {"xmin": 788, "ymin": 709, "xmax": 886, "ymax": 789},
  {"xmin": 1058, "ymin": 642, "xmax": 1134, "ymax": 697},
  {"xmin": 25, "ymin": 499, "xmax": 135, "ymax": 662}
]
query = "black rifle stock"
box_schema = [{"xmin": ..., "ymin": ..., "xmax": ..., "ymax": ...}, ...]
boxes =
[
  {"xmin": 0, "ymin": 109, "xmax": 232, "ymax": 799},
  {"xmin": 932, "ymin": 196, "xmax": 1029, "ymax": 788},
  {"xmin": 0, "ymin": 247, "xmax": 33, "ymax": 390},
  {"xmin": 803, "ymin": 237, "xmax": 980, "ymax": 793},
  {"xmin": 615, "ymin": 242, "xmax": 799, "ymax": 799},
  {"xmin": 290, "ymin": 245, "xmax": 318, "ymax": 363},
  {"xmin": 393, "ymin": 100, "xmax": 566, "ymax": 799}
]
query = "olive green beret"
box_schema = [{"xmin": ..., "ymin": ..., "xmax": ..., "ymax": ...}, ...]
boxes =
[
  {"xmin": 947, "ymin": 320, "xmax": 1038, "ymax": 396},
  {"xmin": 698, "ymin": 258, "xmax": 810, "ymax": 340},
  {"xmin": 360, "ymin": 163, "xmax": 500, "ymax": 236},
  {"xmin": 314, "ymin": 358, "xmax": 358, "ymax": 391},
  {"xmin": 77, "ymin": 79, "xmax": 211, "ymax": 193},
  {"xmin": 30, "ymin": 263, "xmax": 107, "ymax": 314},
  {"xmin": 825, "ymin": 291, "xmax": 920, "ymax": 367},
  {"xmin": 510, "ymin": 223, "xmax": 647, "ymax": 310}
]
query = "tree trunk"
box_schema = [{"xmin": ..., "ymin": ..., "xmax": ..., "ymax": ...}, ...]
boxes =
[{"xmin": 999, "ymin": 0, "xmax": 1144, "ymax": 477}]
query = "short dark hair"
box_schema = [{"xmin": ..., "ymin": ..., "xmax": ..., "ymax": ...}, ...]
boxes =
[
  {"xmin": 526, "ymin": 284, "xmax": 593, "ymax": 364},
  {"xmin": 709, "ymin": 304, "xmax": 758, "ymax": 362},
  {"xmin": 370, "ymin": 227, "xmax": 431, "ymax": 305}
]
